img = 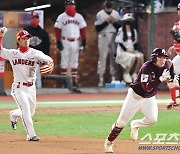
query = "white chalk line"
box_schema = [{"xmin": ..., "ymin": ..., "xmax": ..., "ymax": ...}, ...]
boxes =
[{"xmin": 37, "ymin": 99, "xmax": 171, "ymax": 105}]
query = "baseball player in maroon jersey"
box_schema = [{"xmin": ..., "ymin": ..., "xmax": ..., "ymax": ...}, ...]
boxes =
[
  {"xmin": 0, "ymin": 28, "xmax": 53, "ymax": 141},
  {"xmin": 166, "ymin": 3, "xmax": 180, "ymax": 109},
  {"xmin": 104, "ymin": 48, "xmax": 175, "ymax": 153},
  {"xmin": 54, "ymin": 0, "xmax": 87, "ymax": 93}
]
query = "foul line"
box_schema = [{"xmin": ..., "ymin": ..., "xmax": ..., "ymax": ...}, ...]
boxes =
[{"xmin": 37, "ymin": 99, "xmax": 171, "ymax": 105}]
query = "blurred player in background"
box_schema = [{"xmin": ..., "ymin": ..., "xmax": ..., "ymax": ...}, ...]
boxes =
[
  {"xmin": 24, "ymin": 11, "xmax": 50, "ymax": 88},
  {"xmin": 94, "ymin": 0, "xmax": 121, "ymax": 87},
  {"xmin": 115, "ymin": 13, "xmax": 144, "ymax": 84},
  {"xmin": 0, "ymin": 28, "xmax": 53, "ymax": 141},
  {"xmin": 104, "ymin": 48, "xmax": 176, "ymax": 153},
  {"xmin": 54, "ymin": 0, "xmax": 87, "ymax": 93},
  {"xmin": 167, "ymin": 3, "xmax": 180, "ymax": 109}
]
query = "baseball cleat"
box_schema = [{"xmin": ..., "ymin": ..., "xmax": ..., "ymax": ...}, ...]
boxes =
[
  {"xmin": 104, "ymin": 138, "xmax": 113, "ymax": 153},
  {"xmin": 123, "ymin": 73, "xmax": 132, "ymax": 84},
  {"xmin": 72, "ymin": 81, "xmax": 82, "ymax": 93},
  {"xmin": 98, "ymin": 81, "xmax": 104, "ymax": 87},
  {"xmin": 130, "ymin": 120, "xmax": 139, "ymax": 141},
  {"xmin": 11, "ymin": 121, "xmax": 17, "ymax": 130},
  {"xmin": 167, "ymin": 102, "xmax": 179, "ymax": 109},
  {"xmin": 72, "ymin": 88, "xmax": 82, "ymax": 93},
  {"xmin": 28, "ymin": 136, "xmax": 40, "ymax": 141},
  {"xmin": 132, "ymin": 73, "xmax": 138, "ymax": 81}
]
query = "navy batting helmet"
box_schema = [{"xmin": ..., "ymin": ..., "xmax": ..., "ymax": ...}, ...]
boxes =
[
  {"xmin": 65, "ymin": 0, "xmax": 76, "ymax": 6},
  {"xmin": 150, "ymin": 48, "xmax": 168, "ymax": 62},
  {"xmin": 177, "ymin": 3, "xmax": 180, "ymax": 11}
]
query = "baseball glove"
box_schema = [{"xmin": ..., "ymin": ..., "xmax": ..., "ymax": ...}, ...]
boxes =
[
  {"xmin": 170, "ymin": 29, "xmax": 180, "ymax": 43},
  {"xmin": 40, "ymin": 61, "xmax": 54, "ymax": 76}
]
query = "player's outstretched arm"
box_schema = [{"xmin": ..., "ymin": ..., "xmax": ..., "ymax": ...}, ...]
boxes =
[
  {"xmin": 0, "ymin": 27, "xmax": 7, "ymax": 38},
  {"xmin": 0, "ymin": 27, "xmax": 7, "ymax": 50}
]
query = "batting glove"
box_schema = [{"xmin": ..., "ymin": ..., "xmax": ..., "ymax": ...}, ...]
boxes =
[{"xmin": 159, "ymin": 69, "xmax": 171, "ymax": 82}]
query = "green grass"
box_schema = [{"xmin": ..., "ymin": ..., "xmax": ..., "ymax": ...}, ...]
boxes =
[
  {"xmin": 0, "ymin": 94, "xmax": 177, "ymax": 142},
  {"xmin": 0, "ymin": 102, "xmax": 121, "ymax": 109},
  {"xmin": 0, "ymin": 110, "xmax": 180, "ymax": 141}
]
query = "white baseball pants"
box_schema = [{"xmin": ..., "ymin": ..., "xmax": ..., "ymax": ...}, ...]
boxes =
[
  {"xmin": 61, "ymin": 39, "xmax": 79, "ymax": 69},
  {"xmin": 10, "ymin": 82, "xmax": 37, "ymax": 139},
  {"xmin": 116, "ymin": 88, "xmax": 158, "ymax": 128},
  {"xmin": 97, "ymin": 33, "xmax": 117, "ymax": 76}
]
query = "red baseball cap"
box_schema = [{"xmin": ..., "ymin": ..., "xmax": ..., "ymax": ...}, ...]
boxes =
[
  {"xmin": 16, "ymin": 30, "xmax": 31, "ymax": 40},
  {"xmin": 30, "ymin": 12, "xmax": 39, "ymax": 18}
]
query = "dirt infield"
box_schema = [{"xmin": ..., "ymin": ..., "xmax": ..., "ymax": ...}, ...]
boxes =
[
  {"xmin": 0, "ymin": 92, "xmax": 179, "ymax": 154},
  {"xmin": 0, "ymin": 133, "xmax": 179, "ymax": 154}
]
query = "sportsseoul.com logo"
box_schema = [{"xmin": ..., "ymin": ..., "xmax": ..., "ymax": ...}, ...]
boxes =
[{"xmin": 138, "ymin": 133, "xmax": 180, "ymax": 151}]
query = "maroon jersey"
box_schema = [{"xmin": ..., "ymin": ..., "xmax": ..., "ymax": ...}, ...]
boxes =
[{"xmin": 130, "ymin": 60, "xmax": 173, "ymax": 98}]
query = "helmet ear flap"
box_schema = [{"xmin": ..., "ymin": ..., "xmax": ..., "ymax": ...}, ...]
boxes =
[
  {"xmin": 150, "ymin": 53, "xmax": 157, "ymax": 62},
  {"xmin": 152, "ymin": 57, "xmax": 157, "ymax": 63}
]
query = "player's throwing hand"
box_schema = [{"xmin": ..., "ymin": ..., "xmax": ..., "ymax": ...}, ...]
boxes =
[{"xmin": 0, "ymin": 27, "xmax": 7, "ymax": 37}]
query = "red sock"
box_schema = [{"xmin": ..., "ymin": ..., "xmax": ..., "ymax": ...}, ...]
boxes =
[
  {"xmin": 170, "ymin": 88, "xmax": 176, "ymax": 102},
  {"xmin": 71, "ymin": 68, "xmax": 77, "ymax": 82},
  {"xmin": 61, "ymin": 68, "xmax": 67, "ymax": 76}
]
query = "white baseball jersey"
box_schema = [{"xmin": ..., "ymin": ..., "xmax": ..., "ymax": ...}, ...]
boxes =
[
  {"xmin": 94, "ymin": 9, "xmax": 120, "ymax": 33},
  {"xmin": 54, "ymin": 12, "xmax": 87, "ymax": 38},
  {"xmin": 0, "ymin": 47, "xmax": 53, "ymax": 83},
  {"xmin": 0, "ymin": 47, "xmax": 53, "ymax": 139},
  {"xmin": 172, "ymin": 54, "xmax": 180, "ymax": 75}
]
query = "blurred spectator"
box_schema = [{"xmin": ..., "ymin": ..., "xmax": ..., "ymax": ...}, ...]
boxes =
[
  {"xmin": 115, "ymin": 13, "xmax": 144, "ymax": 84},
  {"xmin": 54, "ymin": 0, "xmax": 87, "ymax": 93},
  {"xmin": 94, "ymin": 0, "xmax": 121, "ymax": 87},
  {"xmin": 146, "ymin": 0, "xmax": 164, "ymax": 14},
  {"xmin": 24, "ymin": 11, "xmax": 50, "ymax": 88}
]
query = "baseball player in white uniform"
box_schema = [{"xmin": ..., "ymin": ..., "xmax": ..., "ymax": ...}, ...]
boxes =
[
  {"xmin": 94, "ymin": 0, "xmax": 121, "ymax": 87},
  {"xmin": 54, "ymin": 0, "xmax": 87, "ymax": 93},
  {"xmin": 0, "ymin": 28, "xmax": 53, "ymax": 141},
  {"xmin": 104, "ymin": 48, "xmax": 176, "ymax": 153},
  {"xmin": 166, "ymin": 3, "xmax": 180, "ymax": 109}
]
